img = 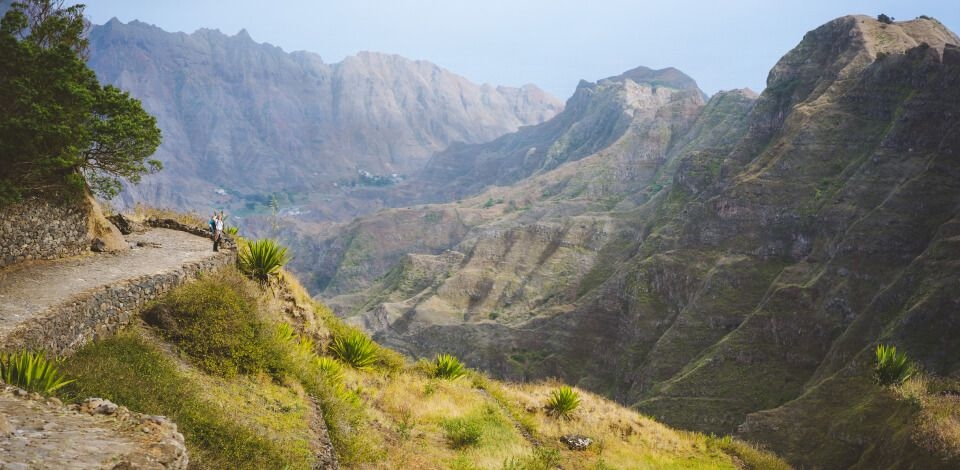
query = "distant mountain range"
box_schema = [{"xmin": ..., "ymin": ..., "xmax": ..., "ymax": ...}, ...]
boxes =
[{"xmin": 85, "ymin": 18, "xmax": 562, "ymax": 211}]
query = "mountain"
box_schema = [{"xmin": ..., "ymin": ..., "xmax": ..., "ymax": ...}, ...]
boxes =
[
  {"xmin": 410, "ymin": 66, "xmax": 707, "ymax": 202},
  {"xmin": 85, "ymin": 18, "xmax": 562, "ymax": 211},
  {"xmin": 309, "ymin": 15, "xmax": 960, "ymax": 468}
]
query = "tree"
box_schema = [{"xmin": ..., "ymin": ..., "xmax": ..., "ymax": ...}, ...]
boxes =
[
  {"xmin": 0, "ymin": 0, "xmax": 161, "ymax": 203},
  {"xmin": 877, "ymin": 13, "xmax": 894, "ymax": 24}
]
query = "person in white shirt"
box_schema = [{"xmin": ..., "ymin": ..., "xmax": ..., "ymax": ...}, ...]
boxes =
[{"xmin": 213, "ymin": 214, "xmax": 224, "ymax": 252}]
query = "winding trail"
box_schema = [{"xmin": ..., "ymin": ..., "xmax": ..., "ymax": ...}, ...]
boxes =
[{"xmin": 0, "ymin": 228, "xmax": 217, "ymax": 341}]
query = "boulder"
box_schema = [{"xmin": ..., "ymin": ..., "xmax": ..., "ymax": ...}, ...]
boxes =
[{"xmin": 560, "ymin": 434, "xmax": 593, "ymax": 451}]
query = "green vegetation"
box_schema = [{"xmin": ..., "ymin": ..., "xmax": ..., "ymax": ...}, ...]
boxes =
[
  {"xmin": 892, "ymin": 374, "xmax": 960, "ymax": 461},
  {"xmin": 329, "ymin": 330, "xmax": 379, "ymax": 370},
  {"xmin": 142, "ymin": 270, "xmax": 287, "ymax": 378},
  {"xmin": 61, "ymin": 332, "xmax": 314, "ymax": 469},
  {"xmin": 0, "ymin": 0, "xmax": 161, "ymax": 202},
  {"xmin": 443, "ymin": 416, "xmax": 484, "ymax": 448},
  {"xmin": 56, "ymin": 261, "xmax": 784, "ymax": 468},
  {"xmin": 238, "ymin": 238, "xmax": 292, "ymax": 283},
  {"xmin": 877, "ymin": 13, "xmax": 894, "ymax": 24},
  {"xmin": 874, "ymin": 344, "xmax": 916, "ymax": 386},
  {"xmin": 545, "ymin": 385, "xmax": 581, "ymax": 419},
  {"xmin": 502, "ymin": 448, "xmax": 563, "ymax": 470},
  {"xmin": 709, "ymin": 435, "xmax": 793, "ymax": 470},
  {"xmin": 0, "ymin": 350, "xmax": 74, "ymax": 394},
  {"xmin": 482, "ymin": 197, "xmax": 504, "ymax": 208},
  {"xmin": 434, "ymin": 353, "xmax": 468, "ymax": 380}
]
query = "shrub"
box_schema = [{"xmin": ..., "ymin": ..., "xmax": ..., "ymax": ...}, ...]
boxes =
[
  {"xmin": 877, "ymin": 13, "xmax": 893, "ymax": 24},
  {"xmin": 142, "ymin": 271, "xmax": 287, "ymax": 378},
  {"xmin": 875, "ymin": 344, "xmax": 916, "ymax": 386},
  {"xmin": 443, "ymin": 417, "xmax": 484, "ymax": 448},
  {"xmin": 545, "ymin": 385, "xmax": 581, "ymax": 419},
  {"xmin": 502, "ymin": 447, "xmax": 562, "ymax": 470},
  {"xmin": 329, "ymin": 331, "xmax": 378, "ymax": 370},
  {"xmin": 0, "ymin": 350, "xmax": 74, "ymax": 395},
  {"xmin": 225, "ymin": 226, "xmax": 239, "ymax": 237},
  {"xmin": 433, "ymin": 353, "xmax": 467, "ymax": 380},
  {"xmin": 238, "ymin": 238, "xmax": 292, "ymax": 283}
]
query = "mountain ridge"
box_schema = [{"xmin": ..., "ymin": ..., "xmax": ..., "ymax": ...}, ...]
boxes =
[{"xmin": 86, "ymin": 17, "xmax": 562, "ymax": 212}]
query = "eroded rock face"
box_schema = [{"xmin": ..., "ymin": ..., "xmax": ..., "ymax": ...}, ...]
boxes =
[
  {"xmin": 315, "ymin": 15, "xmax": 960, "ymax": 468},
  {"xmin": 0, "ymin": 386, "xmax": 188, "ymax": 469},
  {"xmin": 86, "ymin": 19, "xmax": 562, "ymax": 211}
]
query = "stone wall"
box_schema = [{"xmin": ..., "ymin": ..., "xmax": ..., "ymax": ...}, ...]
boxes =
[
  {"xmin": 0, "ymin": 197, "xmax": 89, "ymax": 268},
  {"xmin": 0, "ymin": 250, "xmax": 235, "ymax": 355}
]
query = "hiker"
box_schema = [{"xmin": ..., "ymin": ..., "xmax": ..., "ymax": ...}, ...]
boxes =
[
  {"xmin": 208, "ymin": 213, "xmax": 216, "ymax": 237},
  {"xmin": 213, "ymin": 214, "xmax": 224, "ymax": 252}
]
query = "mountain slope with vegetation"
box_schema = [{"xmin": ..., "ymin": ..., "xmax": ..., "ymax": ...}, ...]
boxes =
[
  {"xmin": 58, "ymin": 259, "xmax": 786, "ymax": 469},
  {"xmin": 309, "ymin": 15, "xmax": 960, "ymax": 468}
]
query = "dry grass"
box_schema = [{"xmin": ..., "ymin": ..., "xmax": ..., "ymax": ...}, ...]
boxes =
[
  {"xmin": 130, "ymin": 202, "xmax": 207, "ymax": 226},
  {"xmin": 897, "ymin": 375, "xmax": 960, "ymax": 460},
  {"xmin": 497, "ymin": 379, "xmax": 739, "ymax": 469},
  {"xmin": 339, "ymin": 368, "xmax": 529, "ymax": 469}
]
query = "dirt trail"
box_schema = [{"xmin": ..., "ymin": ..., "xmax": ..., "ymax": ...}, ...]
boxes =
[{"xmin": 0, "ymin": 228, "xmax": 215, "ymax": 339}]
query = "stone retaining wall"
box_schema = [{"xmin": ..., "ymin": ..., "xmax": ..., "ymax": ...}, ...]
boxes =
[
  {"xmin": 0, "ymin": 250, "xmax": 235, "ymax": 356},
  {"xmin": 0, "ymin": 197, "xmax": 89, "ymax": 268}
]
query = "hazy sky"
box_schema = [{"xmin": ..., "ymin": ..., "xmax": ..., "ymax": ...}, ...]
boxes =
[{"xmin": 70, "ymin": 0, "xmax": 958, "ymax": 99}]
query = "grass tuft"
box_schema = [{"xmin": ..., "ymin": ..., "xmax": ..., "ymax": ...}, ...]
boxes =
[{"xmin": 443, "ymin": 416, "xmax": 485, "ymax": 448}]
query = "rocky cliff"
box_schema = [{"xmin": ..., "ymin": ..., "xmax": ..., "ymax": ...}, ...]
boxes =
[
  {"xmin": 86, "ymin": 18, "xmax": 562, "ymax": 212},
  {"xmin": 313, "ymin": 15, "xmax": 960, "ymax": 468}
]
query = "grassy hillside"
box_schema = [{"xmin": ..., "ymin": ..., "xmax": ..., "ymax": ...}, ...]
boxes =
[{"xmin": 57, "ymin": 263, "xmax": 787, "ymax": 469}]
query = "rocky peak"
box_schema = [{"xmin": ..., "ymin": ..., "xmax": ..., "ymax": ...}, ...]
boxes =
[
  {"xmin": 603, "ymin": 65, "xmax": 704, "ymax": 92},
  {"xmin": 412, "ymin": 65, "xmax": 706, "ymax": 201}
]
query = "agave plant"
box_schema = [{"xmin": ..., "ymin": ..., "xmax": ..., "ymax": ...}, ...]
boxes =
[
  {"xmin": 329, "ymin": 331, "xmax": 378, "ymax": 370},
  {"xmin": 545, "ymin": 385, "xmax": 581, "ymax": 419},
  {"xmin": 874, "ymin": 344, "xmax": 916, "ymax": 386},
  {"xmin": 315, "ymin": 356, "xmax": 344, "ymax": 381},
  {"xmin": 0, "ymin": 350, "xmax": 75, "ymax": 395},
  {"xmin": 224, "ymin": 226, "xmax": 239, "ymax": 237},
  {"xmin": 274, "ymin": 323, "xmax": 316, "ymax": 358},
  {"xmin": 433, "ymin": 353, "xmax": 467, "ymax": 380},
  {"xmin": 238, "ymin": 238, "xmax": 292, "ymax": 283}
]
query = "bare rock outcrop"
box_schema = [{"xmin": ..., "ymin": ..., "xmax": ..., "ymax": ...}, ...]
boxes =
[{"xmin": 0, "ymin": 386, "xmax": 188, "ymax": 469}]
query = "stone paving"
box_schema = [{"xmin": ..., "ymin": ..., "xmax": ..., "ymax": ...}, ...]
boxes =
[{"xmin": 0, "ymin": 228, "xmax": 217, "ymax": 340}]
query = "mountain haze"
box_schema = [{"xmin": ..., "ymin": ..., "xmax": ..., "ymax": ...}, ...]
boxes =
[
  {"xmin": 310, "ymin": 15, "xmax": 960, "ymax": 468},
  {"xmin": 86, "ymin": 18, "xmax": 562, "ymax": 211}
]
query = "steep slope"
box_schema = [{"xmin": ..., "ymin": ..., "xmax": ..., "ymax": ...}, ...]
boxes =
[
  {"xmin": 412, "ymin": 66, "xmax": 706, "ymax": 202},
  {"xmin": 312, "ymin": 15, "xmax": 960, "ymax": 468},
  {"xmin": 295, "ymin": 66, "xmax": 712, "ymax": 295},
  {"xmin": 86, "ymin": 18, "xmax": 562, "ymax": 211},
  {"xmin": 54, "ymin": 260, "xmax": 787, "ymax": 469}
]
